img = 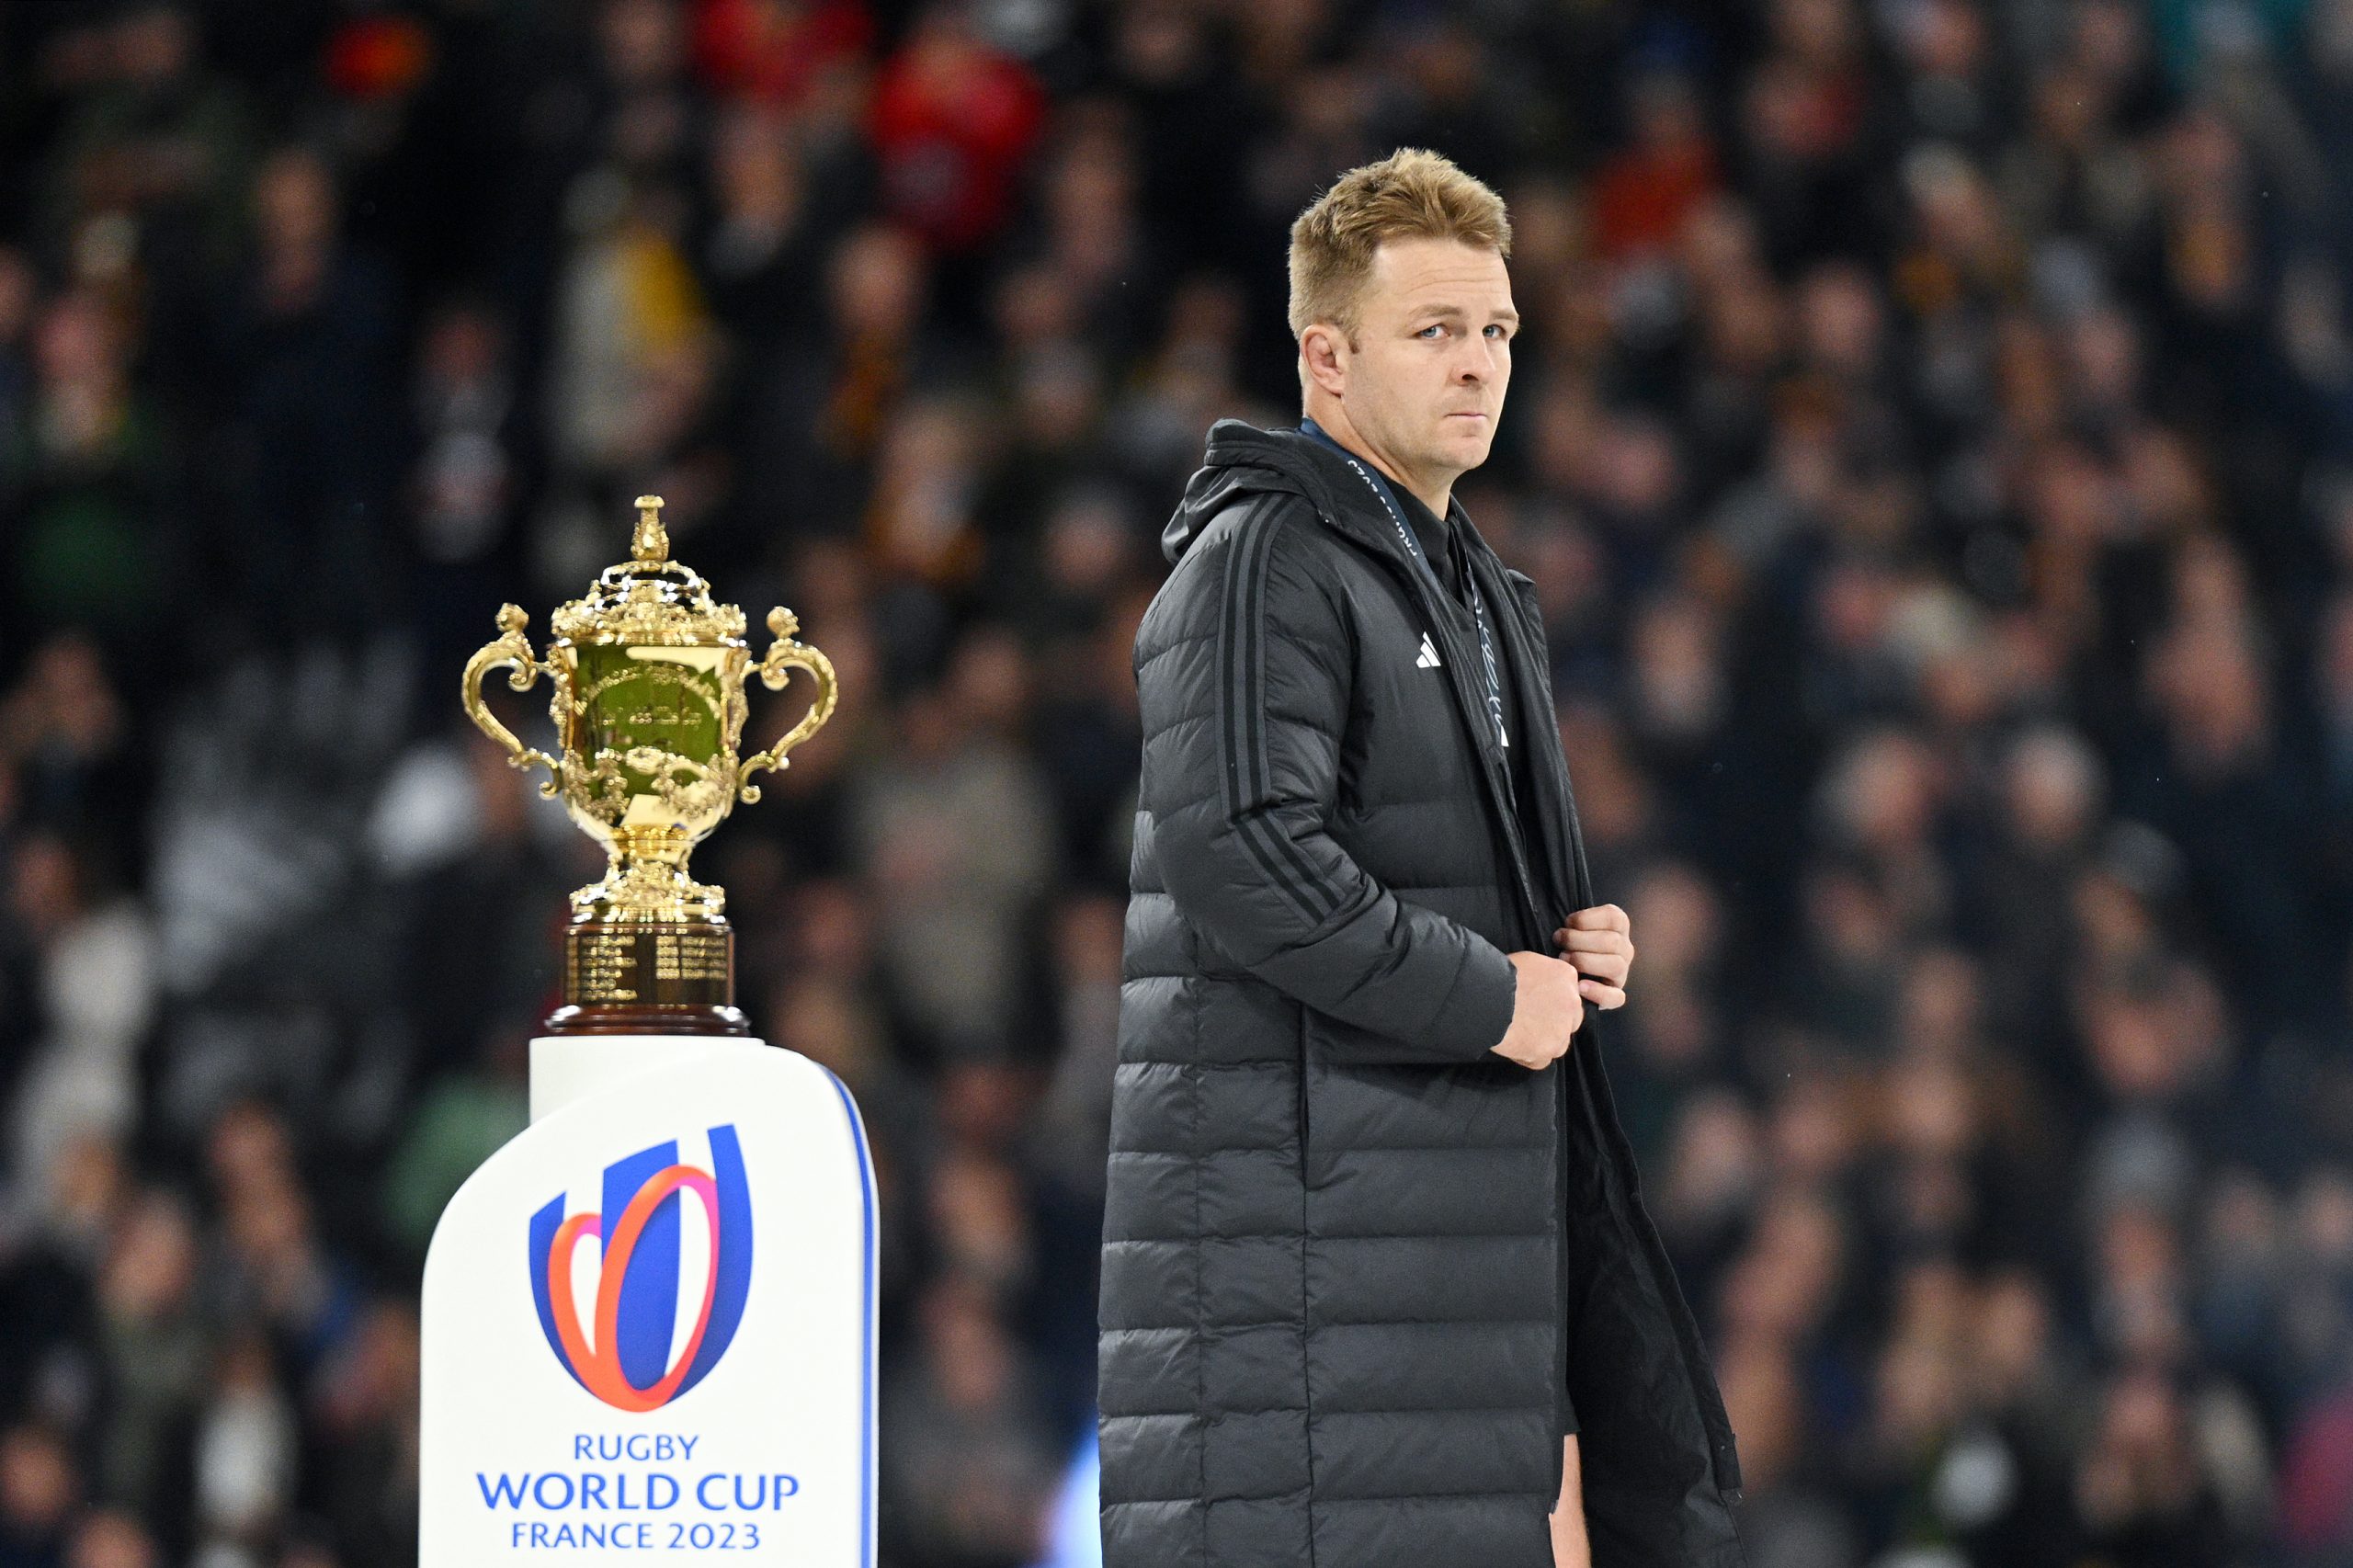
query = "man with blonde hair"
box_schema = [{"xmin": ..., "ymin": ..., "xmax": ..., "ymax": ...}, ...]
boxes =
[{"xmin": 1098, "ymin": 148, "xmax": 1745, "ymax": 1567}]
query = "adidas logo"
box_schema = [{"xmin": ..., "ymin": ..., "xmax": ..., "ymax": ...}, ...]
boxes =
[{"xmin": 1415, "ymin": 633, "xmax": 1442, "ymax": 669}]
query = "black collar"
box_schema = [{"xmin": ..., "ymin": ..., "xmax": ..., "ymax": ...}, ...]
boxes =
[{"xmin": 1297, "ymin": 417, "xmax": 1462, "ymax": 588}]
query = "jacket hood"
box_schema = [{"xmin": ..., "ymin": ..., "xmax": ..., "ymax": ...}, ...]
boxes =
[
  {"xmin": 1162, "ymin": 418, "xmax": 1514, "ymax": 595},
  {"xmin": 1163, "ymin": 417, "xmax": 1393, "ymax": 564}
]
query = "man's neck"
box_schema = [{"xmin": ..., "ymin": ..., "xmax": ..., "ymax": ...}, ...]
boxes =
[{"xmin": 1301, "ymin": 403, "xmax": 1454, "ymax": 518}]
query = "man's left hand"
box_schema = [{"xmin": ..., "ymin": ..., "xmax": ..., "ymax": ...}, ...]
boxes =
[{"xmin": 1552, "ymin": 903, "xmax": 1632, "ymax": 1011}]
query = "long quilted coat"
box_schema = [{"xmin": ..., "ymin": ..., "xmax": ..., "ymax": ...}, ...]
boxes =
[{"xmin": 1098, "ymin": 419, "xmax": 1745, "ymax": 1567}]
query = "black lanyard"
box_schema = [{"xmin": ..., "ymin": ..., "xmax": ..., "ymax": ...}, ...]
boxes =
[{"xmin": 1300, "ymin": 420, "xmax": 1508, "ymax": 754}]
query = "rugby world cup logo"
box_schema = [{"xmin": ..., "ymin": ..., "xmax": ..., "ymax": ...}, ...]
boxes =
[{"xmin": 527, "ymin": 1126, "xmax": 754, "ymax": 1412}]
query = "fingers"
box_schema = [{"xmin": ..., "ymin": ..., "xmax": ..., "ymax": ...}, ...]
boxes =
[
  {"xmin": 1494, "ymin": 1039, "xmax": 1567, "ymax": 1070},
  {"xmin": 1555, "ymin": 905, "xmax": 1633, "ymax": 999},
  {"xmin": 1491, "ymin": 1017, "xmax": 1577, "ymax": 1070},
  {"xmin": 1555, "ymin": 934, "xmax": 1630, "ymax": 981},
  {"xmin": 1553, "ymin": 931, "xmax": 1631, "ymax": 983},
  {"xmin": 1577, "ymin": 977, "xmax": 1626, "ymax": 1010},
  {"xmin": 1495, "ymin": 949, "xmax": 1588, "ymax": 1068}
]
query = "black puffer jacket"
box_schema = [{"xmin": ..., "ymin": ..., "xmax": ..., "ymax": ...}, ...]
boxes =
[{"xmin": 1098, "ymin": 419, "xmax": 1745, "ymax": 1568}]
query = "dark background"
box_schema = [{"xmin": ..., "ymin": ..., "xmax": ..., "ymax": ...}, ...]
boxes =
[{"xmin": 0, "ymin": 0, "xmax": 2349, "ymax": 1564}]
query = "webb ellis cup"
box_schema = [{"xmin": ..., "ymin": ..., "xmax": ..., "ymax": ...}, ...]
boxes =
[{"xmin": 460, "ymin": 494, "xmax": 837, "ymax": 1035}]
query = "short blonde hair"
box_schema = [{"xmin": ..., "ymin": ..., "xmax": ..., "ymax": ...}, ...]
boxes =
[{"xmin": 1286, "ymin": 148, "xmax": 1513, "ymax": 342}]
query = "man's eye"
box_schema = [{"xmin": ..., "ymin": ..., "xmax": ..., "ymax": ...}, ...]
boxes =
[
  {"xmin": 1418, "ymin": 324, "xmax": 1444, "ymax": 338},
  {"xmin": 1486, "ymin": 324, "xmax": 1510, "ymax": 339}
]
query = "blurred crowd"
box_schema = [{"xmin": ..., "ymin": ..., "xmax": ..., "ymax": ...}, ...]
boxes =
[{"xmin": 0, "ymin": 0, "xmax": 2351, "ymax": 1565}]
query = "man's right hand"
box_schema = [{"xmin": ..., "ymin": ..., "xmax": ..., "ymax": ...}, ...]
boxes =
[{"xmin": 1491, "ymin": 951, "xmax": 1586, "ymax": 1069}]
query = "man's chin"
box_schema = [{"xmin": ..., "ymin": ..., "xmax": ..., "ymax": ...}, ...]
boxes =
[{"xmin": 1438, "ymin": 424, "xmax": 1496, "ymax": 468}]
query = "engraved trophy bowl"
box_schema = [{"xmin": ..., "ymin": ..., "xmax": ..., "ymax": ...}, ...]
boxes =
[{"xmin": 460, "ymin": 495, "xmax": 836, "ymax": 1035}]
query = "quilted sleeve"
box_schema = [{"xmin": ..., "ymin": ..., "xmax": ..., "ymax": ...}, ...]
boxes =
[{"xmin": 1138, "ymin": 495, "xmax": 1518, "ymax": 1065}]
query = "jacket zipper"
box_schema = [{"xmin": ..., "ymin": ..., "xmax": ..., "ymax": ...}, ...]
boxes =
[
  {"xmin": 1344, "ymin": 528, "xmax": 1546, "ymax": 926},
  {"xmin": 1302, "ymin": 486, "xmax": 1742, "ymax": 1506},
  {"xmin": 1320, "ymin": 511, "xmax": 1573, "ymax": 1489}
]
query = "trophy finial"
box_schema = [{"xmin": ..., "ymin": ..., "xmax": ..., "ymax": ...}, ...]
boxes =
[{"xmin": 632, "ymin": 495, "xmax": 669, "ymax": 562}]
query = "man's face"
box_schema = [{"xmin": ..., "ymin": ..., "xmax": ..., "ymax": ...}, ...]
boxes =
[{"xmin": 1334, "ymin": 237, "xmax": 1517, "ymax": 486}]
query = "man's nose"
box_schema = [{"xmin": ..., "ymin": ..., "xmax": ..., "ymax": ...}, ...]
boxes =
[{"xmin": 1454, "ymin": 343, "xmax": 1499, "ymax": 381}]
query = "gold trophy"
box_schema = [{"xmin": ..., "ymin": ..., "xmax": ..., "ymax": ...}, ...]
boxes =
[{"xmin": 460, "ymin": 496, "xmax": 836, "ymax": 1035}]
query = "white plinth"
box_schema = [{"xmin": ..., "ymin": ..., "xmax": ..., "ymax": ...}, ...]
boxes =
[
  {"xmin": 529, "ymin": 1033, "xmax": 757, "ymax": 1123},
  {"xmin": 420, "ymin": 1034, "xmax": 876, "ymax": 1565}
]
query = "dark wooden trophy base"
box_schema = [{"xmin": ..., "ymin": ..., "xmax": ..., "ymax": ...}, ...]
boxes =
[{"xmin": 544, "ymin": 917, "xmax": 751, "ymax": 1037}]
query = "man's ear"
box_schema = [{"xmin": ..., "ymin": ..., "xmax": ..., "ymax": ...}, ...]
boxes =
[{"xmin": 1301, "ymin": 323, "xmax": 1347, "ymax": 397}]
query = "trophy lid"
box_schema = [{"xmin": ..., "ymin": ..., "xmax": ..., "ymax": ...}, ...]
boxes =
[{"xmin": 549, "ymin": 496, "xmax": 748, "ymax": 647}]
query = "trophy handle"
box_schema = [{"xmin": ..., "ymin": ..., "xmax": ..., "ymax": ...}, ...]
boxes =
[
  {"xmin": 738, "ymin": 607, "xmax": 838, "ymax": 804},
  {"xmin": 461, "ymin": 604, "xmax": 563, "ymax": 797}
]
